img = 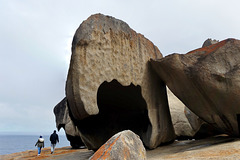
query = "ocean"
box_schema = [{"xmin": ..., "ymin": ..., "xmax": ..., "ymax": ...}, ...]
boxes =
[{"xmin": 0, "ymin": 135, "xmax": 70, "ymax": 155}]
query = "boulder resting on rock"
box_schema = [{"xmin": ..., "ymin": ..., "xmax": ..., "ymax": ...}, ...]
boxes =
[
  {"xmin": 202, "ymin": 38, "xmax": 219, "ymax": 47},
  {"xmin": 151, "ymin": 38, "xmax": 240, "ymax": 136}
]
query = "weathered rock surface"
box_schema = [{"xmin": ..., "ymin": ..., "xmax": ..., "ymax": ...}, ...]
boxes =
[
  {"xmin": 151, "ymin": 38, "xmax": 240, "ymax": 136},
  {"xmin": 65, "ymin": 13, "xmax": 175, "ymax": 150},
  {"xmin": 54, "ymin": 98, "xmax": 85, "ymax": 148},
  {"xmin": 89, "ymin": 130, "xmax": 146, "ymax": 160}
]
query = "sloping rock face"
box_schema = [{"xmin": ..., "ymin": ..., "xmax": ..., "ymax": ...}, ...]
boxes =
[
  {"xmin": 89, "ymin": 130, "xmax": 146, "ymax": 160},
  {"xmin": 54, "ymin": 98, "xmax": 85, "ymax": 148},
  {"xmin": 151, "ymin": 38, "xmax": 240, "ymax": 136},
  {"xmin": 65, "ymin": 14, "xmax": 175, "ymax": 150}
]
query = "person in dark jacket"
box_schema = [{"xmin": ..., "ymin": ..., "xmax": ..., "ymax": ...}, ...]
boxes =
[
  {"xmin": 35, "ymin": 135, "xmax": 44, "ymax": 156},
  {"xmin": 50, "ymin": 130, "xmax": 59, "ymax": 154}
]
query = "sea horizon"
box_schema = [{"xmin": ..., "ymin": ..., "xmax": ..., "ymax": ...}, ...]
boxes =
[
  {"xmin": 0, "ymin": 134, "xmax": 70, "ymax": 155},
  {"xmin": 0, "ymin": 129, "xmax": 67, "ymax": 136}
]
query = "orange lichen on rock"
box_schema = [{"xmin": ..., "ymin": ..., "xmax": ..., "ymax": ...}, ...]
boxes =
[
  {"xmin": 90, "ymin": 136, "xmax": 120, "ymax": 159},
  {"xmin": 187, "ymin": 39, "xmax": 234, "ymax": 55},
  {"xmin": 89, "ymin": 130, "xmax": 146, "ymax": 160}
]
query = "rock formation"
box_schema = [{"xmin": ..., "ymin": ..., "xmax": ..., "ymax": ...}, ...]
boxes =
[
  {"xmin": 202, "ymin": 38, "xmax": 219, "ymax": 47},
  {"xmin": 89, "ymin": 130, "xmax": 146, "ymax": 160},
  {"xmin": 151, "ymin": 38, "xmax": 240, "ymax": 136},
  {"xmin": 64, "ymin": 13, "xmax": 175, "ymax": 150},
  {"xmin": 54, "ymin": 98, "xmax": 85, "ymax": 148}
]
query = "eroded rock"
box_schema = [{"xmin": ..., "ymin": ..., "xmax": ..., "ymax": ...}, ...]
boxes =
[
  {"xmin": 54, "ymin": 98, "xmax": 85, "ymax": 148},
  {"xmin": 89, "ymin": 130, "xmax": 146, "ymax": 160},
  {"xmin": 151, "ymin": 38, "xmax": 240, "ymax": 136},
  {"xmin": 65, "ymin": 13, "xmax": 175, "ymax": 150}
]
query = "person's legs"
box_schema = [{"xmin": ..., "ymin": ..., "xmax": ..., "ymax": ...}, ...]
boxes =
[
  {"xmin": 38, "ymin": 147, "xmax": 41, "ymax": 155},
  {"xmin": 53, "ymin": 143, "xmax": 56, "ymax": 152},
  {"xmin": 51, "ymin": 144, "xmax": 53, "ymax": 153},
  {"xmin": 51, "ymin": 143, "xmax": 56, "ymax": 153}
]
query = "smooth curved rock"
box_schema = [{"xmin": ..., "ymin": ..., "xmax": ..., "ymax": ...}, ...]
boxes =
[
  {"xmin": 54, "ymin": 98, "xmax": 85, "ymax": 148},
  {"xmin": 89, "ymin": 130, "xmax": 146, "ymax": 160},
  {"xmin": 151, "ymin": 38, "xmax": 240, "ymax": 136},
  {"xmin": 65, "ymin": 13, "xmax": 175, "ymax": 150}
]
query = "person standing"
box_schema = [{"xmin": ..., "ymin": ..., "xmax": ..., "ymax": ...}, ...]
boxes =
[
  {"xmin": 50, "ymin": 130, "xmax": 59, "ymax": 154},
  {"xmin": 35, "ymin": 135, "xmax": 44, "ymax": 156}
]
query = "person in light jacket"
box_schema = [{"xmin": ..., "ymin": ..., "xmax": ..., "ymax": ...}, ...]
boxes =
[
  {"xmin": 35, "ymin": 135, "xmax": 44, "ymax": 156},
  {"xmin": 50, "ymin": 130, "xmax": 59, "ymax": 154}
]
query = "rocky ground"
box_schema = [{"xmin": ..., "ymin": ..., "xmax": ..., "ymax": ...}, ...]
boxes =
[
  {"xmin": 0, "ymin": 147, "xmax": 94, "ymax": 160},
  {"xmin": 147, "ymin": 135, "xmax": 240, "ymax": 160},
  {"xmin": 1, "ymin": 135, "xmax": 240, "ymax": 160}
]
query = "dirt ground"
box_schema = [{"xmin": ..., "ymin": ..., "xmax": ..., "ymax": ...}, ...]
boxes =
[{"xmin": 1, "ymin": 135, "xmax": 240, "ymax": 160}]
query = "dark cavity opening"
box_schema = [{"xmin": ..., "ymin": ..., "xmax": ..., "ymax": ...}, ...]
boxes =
[
  {"xmin": 237, "ymin": 114, "xmax": 240, "ymax": 137},
  {"xmin": 78, "ymin": 79, "xmax": 150, "ymax": 148},
  {"xmin": 97, "ymin": 79, "xmax": 149, "ymax": 134}
]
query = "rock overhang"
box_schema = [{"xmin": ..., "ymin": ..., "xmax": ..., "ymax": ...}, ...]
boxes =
[{"xmin": 65, "ymin": 13, "xmax": 175, "ymax": 150}]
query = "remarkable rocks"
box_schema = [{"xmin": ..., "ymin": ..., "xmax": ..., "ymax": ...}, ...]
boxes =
[
  {"xmin": 89, "ymin": 130, "xmax": 146, "ymax": 160},
  {"xmin": 65, "ymin": 14, "xmax": 175, "ymax": 150},
  {"xmin": 54, "ymin": 98, "xmax": 85, "ymax": 148},
  {"xmin": 151, "ymin": 38, "xmax": 240, "ymax": 136}
]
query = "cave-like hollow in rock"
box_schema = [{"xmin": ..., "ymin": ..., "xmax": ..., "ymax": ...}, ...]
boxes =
[{"xmin": 77, "ymin": 79, "xmax": 151, "ymax": 148}]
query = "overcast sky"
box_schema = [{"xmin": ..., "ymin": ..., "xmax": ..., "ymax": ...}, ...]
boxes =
[{"xmin": 0, "ymin": 0, "xmax": 240, "ymax": 135}]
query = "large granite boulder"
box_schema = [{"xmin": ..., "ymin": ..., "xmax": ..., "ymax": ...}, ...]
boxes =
[
  {"xmin": 89, "ymin": 130, "xmax": 146, "ymax": 160},
  {"xmin": 65, "ymin": 13, "xmax": 175, "ymax": 150},
  {"xmin": 54, "ymin": 98, "xmax": 85, "ymax": 148},
  {"xmin": 151, "ymin": 38, "xmax": 240, "ymax": 136}
]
